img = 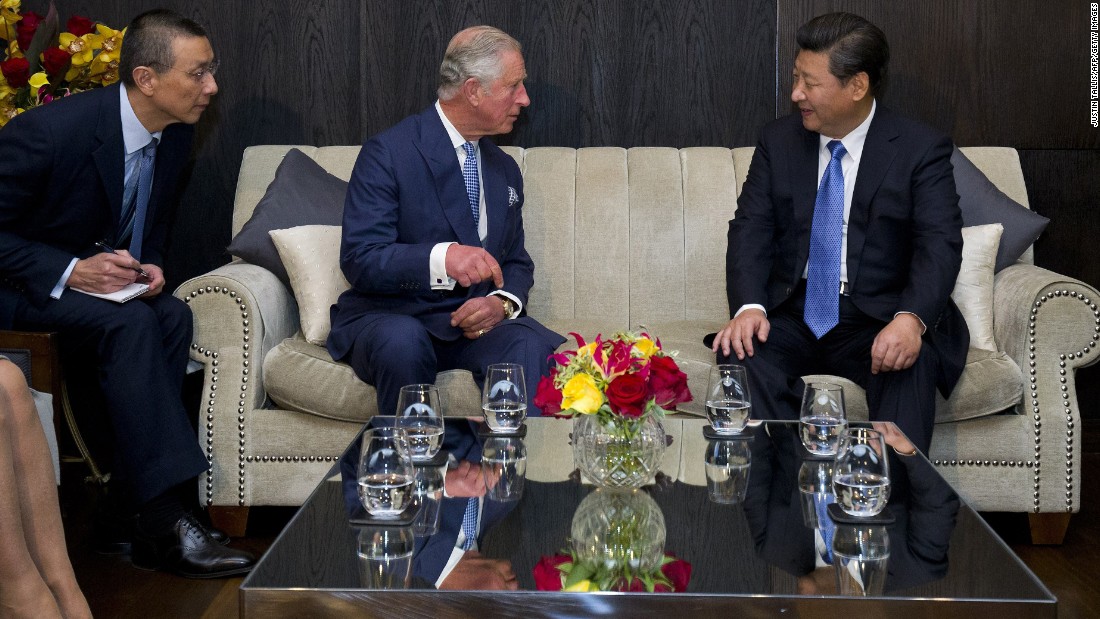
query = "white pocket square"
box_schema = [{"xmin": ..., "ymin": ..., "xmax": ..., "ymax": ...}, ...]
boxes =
[{"xmin": 508, "ymin": 186, "xmax": 519, "ymax": 207}]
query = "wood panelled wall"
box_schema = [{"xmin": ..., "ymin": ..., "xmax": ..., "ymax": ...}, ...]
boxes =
[{"xmin": 35, "ymin": 1, "xmax": 1100, "ymax": 422}]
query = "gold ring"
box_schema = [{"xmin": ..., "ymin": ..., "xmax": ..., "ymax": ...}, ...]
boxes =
[{"xmin": 478, "ymin": 329, "xmax": 486, "ymax": 337}]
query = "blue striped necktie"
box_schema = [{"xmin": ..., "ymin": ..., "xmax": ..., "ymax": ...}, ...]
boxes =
[
  {"xmin": 804, "ymin": 140, "xmax": 847, "ymax": 338},
  {"xmin": 118, "ymin": 140, "xmax": 157, "ymax": 262}
]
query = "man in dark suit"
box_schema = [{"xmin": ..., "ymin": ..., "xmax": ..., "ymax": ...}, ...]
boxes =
[
  {"xmin": 327, "ymin": 25, "xmax": 564, "ymax": 418},
  {"xmin": 0, "ymin": 10, "xmax": 253, "ymax": 577},
  {"xmin": 711, "ymin": 13, "xmax": 968, "ymax": 453}
]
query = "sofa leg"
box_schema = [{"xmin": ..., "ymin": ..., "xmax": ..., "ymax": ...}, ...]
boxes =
[
  {"xmin": 1028, "ymin": 512, "xmax": 1072, "ymax": 545},
  {"xmin": 208, "ymin": 506, "xmax": 250, "ymax": 538}
]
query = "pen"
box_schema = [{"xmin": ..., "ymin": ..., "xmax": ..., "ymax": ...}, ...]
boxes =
[{"xmin": 94, "ymin": 241, "xmax": 150, "ymax": 279}]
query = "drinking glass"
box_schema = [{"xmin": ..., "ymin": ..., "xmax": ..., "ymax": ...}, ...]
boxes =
[
  {"xmin": 357, "ymin": 526, "xmax": 414, "ymax": 589},
  {"xmin": 797, "ymin": 458, "xmax": 835, "ymax": 528},
  {"xmin": 704, "ymin": 364, "xmax": 751, "ymax": 435},
  {"xmin": 481, "ymin": 363, "xmax": 527, "ymax": 432},
  {"xmin": 357, "ymin": 427, "xmax": 415, "ymax": 518},
  {"xmin": 799, "ymin": 382, "xmax": 847, "ymax": 456},
  {"xmin": 832, "ymin": 524, "xmax": 890, "ymax": 596},
  {"xmin": 411, "ymin": 465, "xmax": 444, "ymax": 536},
  {"xmin": 832, "ymin": 427, "xmax": 891, "ymax": 517},
  {"xmin": 704, "ymin": 439, "xmax": 752, "ymax": 503},
  {"xmin": 482, "ymin": 436, "xmax": 527, "ymax": 501},
  {"xmin": 395, "ymin": 384, "xmax": 445, "ymax": 462}
]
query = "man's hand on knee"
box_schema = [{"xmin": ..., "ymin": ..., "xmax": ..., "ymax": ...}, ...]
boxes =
[
  {"xmin": 451, "ymin": 297, "xmax": 504, "ymax": 339},
  {"xmin": 712, "ymin": 309, "xmax": 770, "ymax": 360},
  {"xmin": 871, "ymin": 314, "xmax": 923, "ymax": 373}
]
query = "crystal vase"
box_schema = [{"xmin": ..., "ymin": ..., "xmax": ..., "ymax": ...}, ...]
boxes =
[{"xmin": 573, "ymin": 414, "xmax": 666, "ymax": 489}]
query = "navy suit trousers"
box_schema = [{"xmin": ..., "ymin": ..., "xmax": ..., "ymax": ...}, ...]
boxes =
[
  {"xmin": 14, "ymin": 290, "xmax": 207, "ymax": 504},
  {"xmin": 719, "ymin": 285, "xmax": 940, "ymax": 453}
]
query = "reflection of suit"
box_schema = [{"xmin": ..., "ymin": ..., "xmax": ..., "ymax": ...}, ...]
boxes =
[
  {"xmin": 724, "ymin": 107, "xmax": 968, "ymax": 452},
  {"xmin": 0, "ymin": 84, "xmax": 206, "ymax": 504},
  {"xmin": 326, "ymin": 106, "xmax": 563, "ymax": 415},
  {"xmin": 743, "ymin": 424, "xmax": 959, "ymax": 592},
  {"xmin": 339, "ymin": 420, "xmax": 516, "ymax": 585}
]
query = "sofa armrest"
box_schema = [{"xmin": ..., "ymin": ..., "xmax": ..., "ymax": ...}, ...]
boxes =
[
  {"xmin": 992, "ymin": 263, "xmax": 1100, "ymax": 512},
  {"xmin": 173, "ymin": 261, "xmax": 300, "ymax": 410}
]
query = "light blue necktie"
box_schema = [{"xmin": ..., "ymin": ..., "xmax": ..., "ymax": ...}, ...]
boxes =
[
  {"xmin": 804, "ymin": 140, "xmax": 847, "ymax": 338},
  {"xmin": 118, "ymin": 140, "xmax": 157, "ymax": 262},
  {"xmin": 461, "ymin": 142, "xmax": 480, "ymax": 229},
  {"xmin": 814, "ymin": 492, "xmax": 836, "ymax": 563},
  {"xmin": 460, "ymin": 497, "xmax": 479, "ymax": 550}
]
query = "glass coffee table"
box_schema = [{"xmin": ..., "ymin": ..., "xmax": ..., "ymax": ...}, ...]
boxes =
[{"xmin": 240, "ymin": 417, "xmax": 1056, "ymax": 617}]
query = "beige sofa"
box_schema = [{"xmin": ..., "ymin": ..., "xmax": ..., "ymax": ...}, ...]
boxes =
[{"xmin": 176, "ymin": 145, "xmax": 1099, "ymax": 542}]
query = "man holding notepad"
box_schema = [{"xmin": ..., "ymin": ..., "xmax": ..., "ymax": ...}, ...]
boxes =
[{"xmin": 0, "ymin": 10, "xmax": 254, "ymax": 578}]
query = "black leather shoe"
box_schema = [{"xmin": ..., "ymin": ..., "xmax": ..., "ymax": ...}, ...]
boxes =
[
  {"xmin": 132, "ymin": 513, "xmax": 255, "ymax": 578},
  {"xmin": 95, "ymin": 517, "xmax": 230, "ymax": 555}
]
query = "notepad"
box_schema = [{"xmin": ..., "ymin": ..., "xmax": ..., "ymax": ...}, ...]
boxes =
[{"xmin": 75, "ymin": 282, "xmax": 149, "ymax": 303}]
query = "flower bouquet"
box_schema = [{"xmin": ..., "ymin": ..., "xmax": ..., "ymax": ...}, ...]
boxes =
[
  {"xmin": 534, "ymin": 331, "xmax": 692, "ymax": 488},
  {"xmin": 1, "ymin": 1, "xmax": 124, "ymax": 126},
  {"xmin": 534, "ymin": 330, "xmax": 692, "ymax": 422}
]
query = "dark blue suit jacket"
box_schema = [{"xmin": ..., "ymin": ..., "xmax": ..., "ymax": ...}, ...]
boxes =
[
  {"xmin": 0, "ymin": 84, "xmax": 192, "ymax": 325},
  {"xmin": 727, "ymin": 106, "xmax": 968, "ymax": 395},
  {"xmin": 327, "ymin": 105, "xmax": 557, "ymax": 359}
]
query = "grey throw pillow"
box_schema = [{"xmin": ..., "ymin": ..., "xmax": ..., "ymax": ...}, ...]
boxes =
[
  {"xmin": 951, "ymin": 147, "xmax": 1049, "ymax": 272},
  {"xmin": 226, "ymin": 149, "xmax": 348, "ymax": 284}
]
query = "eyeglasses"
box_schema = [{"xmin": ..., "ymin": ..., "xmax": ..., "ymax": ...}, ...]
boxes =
[{"xmin": 150, "ymin": 59, "xmax": 220, "ymax": 83}]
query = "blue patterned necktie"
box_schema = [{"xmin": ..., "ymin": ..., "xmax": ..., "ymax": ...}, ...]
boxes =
[
  {"xmin": 461, "ymin": 142, "xmax": 480, "ymax": 229},
  {"xmin": 814, "ymin": 492, "xmax": 836, "ymax": 563},
  {"xmin": 118, "ymin": 140, "xmax": 157, "ymax": 262},
  {"xmin": 460, "ymin": 496, "xmax": 479, "ymax": 550},
  {"xmin": 804, "ymin": 140, "xmax": 847, "ymax": 338}
]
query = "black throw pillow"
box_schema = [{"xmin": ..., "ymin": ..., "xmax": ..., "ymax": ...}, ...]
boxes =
[{"xmin": 226, "ymin": 148, "xmax": 348, "ymax": 284}]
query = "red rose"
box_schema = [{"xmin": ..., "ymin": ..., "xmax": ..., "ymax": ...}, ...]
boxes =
[
  {"xmin": 533, "ymin": 554, "xmax": 570, "ymax": 591},
  {"xmin": 41, "ymin": 47, "xmax": 71, "ymax": 77},
  {"xmin": 533, "ymin": 375, "xmax": 564, "ymax": 417},
  {"xmin": 648, "ymin": 356, "xmax": 692, "ymax": 409},
  {"xmin": 66, "ymin": 16, "xmax": 95, "ymax": 37},
  {"xmin": 605, "ymin": 373, "xmax": 647, "ymax": 418},
  {"xmin": 15, "ymin": 11, "xmax": 44, "ymax": 50},
  {"xmin": 0, "ymin": 57, "xmax": 31, "ymax": 88},
  {"xmin": 661, "ymin": 556, "xmax": 693, "ymax": 592}
]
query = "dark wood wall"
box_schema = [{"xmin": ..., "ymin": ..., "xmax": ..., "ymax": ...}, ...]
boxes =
[{"xmin": 37, "ymin": 0, "xmax": 1100, "ymax": 422}]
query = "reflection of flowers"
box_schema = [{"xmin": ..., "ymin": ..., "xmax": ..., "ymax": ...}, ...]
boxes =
[
  {"xmin": 1, "ymin": 1, "xmax": 124, "ymax": 126},
  {"xmin": 533, "ymin": 551, "xmax": 691, "ymax": 592},
  {"xmin": 534, "ymin": 330, "xmax": 692, "ymax": 424},
  {"xmin": 534, "ymin": 488, "xmax": 692, "ymax": 593}
]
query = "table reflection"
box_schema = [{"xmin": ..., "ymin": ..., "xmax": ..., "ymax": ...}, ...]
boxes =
[
  {"xmin": 341, "ymin": 418, "xmax": 525, "ymax": 589},
  {"xmin": 741, "ymin": 422, "xmax": 960, "ymax": 595}
]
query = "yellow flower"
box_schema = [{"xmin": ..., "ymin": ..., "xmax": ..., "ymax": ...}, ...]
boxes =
[
  {"xmin": 0, "ymin": 103, "xmax": 20, "ymax": 127},
  {"xmin": 60, "ymin": 32, "xmax": 104, "ymax": 81},
  {"xmin": 634, "ymin": 337, "xmax": 657, "ymax": 358},
  {"xmin": 562, "ymin": 373, "xmax": 603, "ymax": 414},
  {"xmin": 28, "ymin": 71, "xmax": 47, "ymax": 93},
  {"xmin": 576, "ymin": 342, "xmax": 597, "ymax": 359},
  {"xmin": 0, "ymin": 0, "xmax": 20, "ymax": 42},
  {"xmin": 7, "ymin": 39, "xmax": 22, "ymax": 59},
  {"xmin": 563, "ymin": 579, "xmax": 598, "ymax": 592}
]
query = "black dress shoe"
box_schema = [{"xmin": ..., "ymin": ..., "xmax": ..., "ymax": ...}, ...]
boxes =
[
  {"xmin": 132, "ymin": 513, "xmax": 255, "ymax": 578},
  {"xmin": 95, "ymin": 518, "xmax": 230, "ymax": 555}
]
